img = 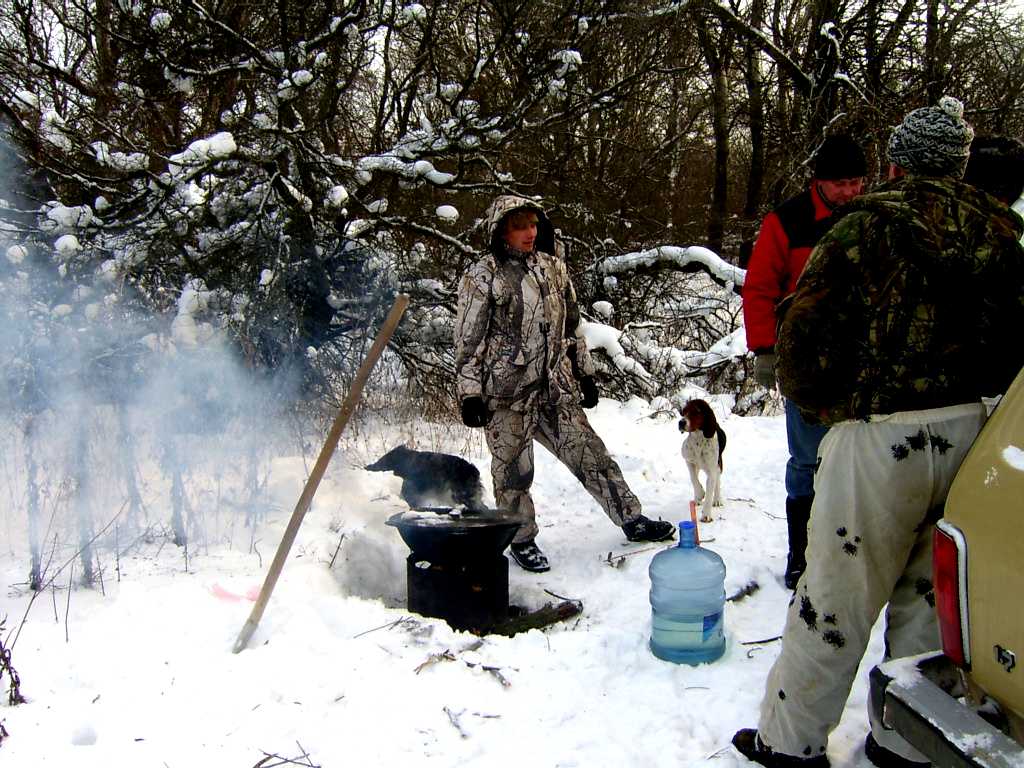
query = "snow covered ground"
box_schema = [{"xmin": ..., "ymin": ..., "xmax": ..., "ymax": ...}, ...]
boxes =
[{"xmin": 0, "ymin": 394, "xmax": 885, "ymax": 767}]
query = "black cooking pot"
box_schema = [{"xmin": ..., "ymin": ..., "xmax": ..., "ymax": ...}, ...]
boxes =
[{"xmin": 385, "ymin": 507, "xmax": 522, "ymax": 564}]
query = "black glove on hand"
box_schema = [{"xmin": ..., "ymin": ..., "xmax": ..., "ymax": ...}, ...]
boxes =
[
  {"xmin": 461, "ymin": 397, "xmax": 491, "ymax": 428},
  {"xmin": 580, "ymin": 376, "xmax": 600, "ymax": 409},
  {"xmin": 753, "ymin": 352, "xmax": 777, "ymax": 390}
]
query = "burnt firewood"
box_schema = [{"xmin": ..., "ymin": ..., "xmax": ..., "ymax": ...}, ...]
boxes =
[{"xmin": 478, "ymin": 600, "xmax": 583, "ymax": 637}]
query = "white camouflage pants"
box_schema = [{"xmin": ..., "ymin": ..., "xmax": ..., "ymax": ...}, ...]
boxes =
[
  {"xmin": 485, "ymin": 396, "xmax": 642, "ymax": 544},
  {"xmin": 758, "ymin": 402, "xmax": 987, "ymax": 761}
]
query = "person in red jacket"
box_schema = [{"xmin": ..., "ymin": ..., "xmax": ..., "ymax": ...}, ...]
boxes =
[{"xmin": 742, "ymin": 135, "xmax": 867, "ymax": 589}]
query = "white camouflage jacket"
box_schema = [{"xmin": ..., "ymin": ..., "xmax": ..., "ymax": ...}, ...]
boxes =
[{"xmin": 454, "ymin": 195, "xmax": 595, "ymax": 408}]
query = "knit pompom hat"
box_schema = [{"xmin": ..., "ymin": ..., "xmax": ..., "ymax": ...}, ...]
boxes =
[{"xmin": 888, "ymin": 96, "xmax": 974, "ymax": 178}]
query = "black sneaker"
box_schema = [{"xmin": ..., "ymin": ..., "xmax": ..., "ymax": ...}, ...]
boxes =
[
  {"xmin": 622, "ymin": 515, "xmax": 675, "ymax": 543},
  {"xmin": 732, "ymin": 729, "xmax": 830, "ymax": 768},
  {"xmin": 864, "ymin": 733, "xmax": 929, "ymax": 768},
  {"xmin": 509, "ymin": 541, "xmax": 550, "ymax": 572}
]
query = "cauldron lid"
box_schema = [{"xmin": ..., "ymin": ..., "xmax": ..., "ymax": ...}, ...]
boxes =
[{"xmin": 385, "ymin": 506, "xmax": 524, "ymax": 531}]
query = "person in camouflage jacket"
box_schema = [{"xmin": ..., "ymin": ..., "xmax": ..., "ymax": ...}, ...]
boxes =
[
  {"xmin": 743, "ymin": 134, "xmax": 867, "ymax": 591},
  {"xmin": 454, "ymin": 195, "xmax": 673, "ymax": 572},
  {"xmin": 734, "ymin": 97, "xmax": 1024, "ymax": 768},
  {"xmin": 775, "ymin": 179, "xmax": 1024, "ymax": 426}
]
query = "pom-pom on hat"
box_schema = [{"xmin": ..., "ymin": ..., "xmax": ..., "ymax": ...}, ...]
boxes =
[
  {"xmin": 813, "ymin": 135, "xmax": 868, "ymax": 180},
  {"xmin": 888, "ymin": 96, "xmax": 974, "ymax": 178}
]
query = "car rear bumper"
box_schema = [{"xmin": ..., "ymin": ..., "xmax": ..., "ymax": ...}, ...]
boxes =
[{"xmin": 870, "ymin": 651, "xmax": 1024, "ymax": 768}]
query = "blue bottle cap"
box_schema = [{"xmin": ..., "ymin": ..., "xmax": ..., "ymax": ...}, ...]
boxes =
[{"xmin": 678, "ymin": 520, "xmax": 697, "ymax": 548}]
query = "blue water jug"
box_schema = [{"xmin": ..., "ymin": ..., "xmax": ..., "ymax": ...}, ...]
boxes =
[{"xmin": 648, "ymin": 520, "xmax": 726, "ymax": 664}]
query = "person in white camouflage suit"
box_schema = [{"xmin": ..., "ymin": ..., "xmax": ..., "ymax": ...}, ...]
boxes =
[{"xmin": 454, "ymin": 195, "xmax": 674, "ymax": 572}]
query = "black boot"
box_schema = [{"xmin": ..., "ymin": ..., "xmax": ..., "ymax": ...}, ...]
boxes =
[
  {"xmin": 784, "ymin": 496, "xmax": 813, "ymax": 590},
  {"xmin": 864, "ymin": 733, "xmax": 929, "ymax": 768},
  {"xmin": 733, "ymin": 729, "xmax": 829, "ymax": 768},
  {"xmin": 509, "ymin": 541, "xmax": 550, "ymax": 572},
  {"xmin": 622, "ymin": 515, "xmax": 675, "ymax": 543}
]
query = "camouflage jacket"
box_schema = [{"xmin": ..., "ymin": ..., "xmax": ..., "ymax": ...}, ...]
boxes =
[
  {"xmin": 777, "ymin": 176, "xmax": 1024, "ymax": 424},
  {"xmin": 454, "ymin": 195, "xmax": 595, "ymax": 408}
]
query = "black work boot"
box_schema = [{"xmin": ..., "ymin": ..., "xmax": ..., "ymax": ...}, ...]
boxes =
[
  {"xmin": 622, "ymin": 515, "xmax": 675, "ymax": 543},
  {"xmin": 509, "ymin": 541, "xmax": 550, "ymax": 572},
  {"xmin": 732, "ymin": 729, "xmax": 830, "ymax": 768},
  {"xmin": 784, "ymin": 496, "xmax": 813, "ymax": 590},
  {"xmin": 864, "ymin": 733, "xmax": 929, "ymax": 768}
]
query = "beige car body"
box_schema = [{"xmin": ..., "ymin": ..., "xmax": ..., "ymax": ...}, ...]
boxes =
[
  {"xmin": 944, "ymin": 364, "xmax": 1024, "ymax": 743},
  {"xmin": 870, "ymin": 366, "xmax": 1024, "ymax": 766}
]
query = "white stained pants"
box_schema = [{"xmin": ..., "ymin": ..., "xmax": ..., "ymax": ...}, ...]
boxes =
[{"xmin": 757, "ymin": 402, "xmax": 987, "ymax": 760}]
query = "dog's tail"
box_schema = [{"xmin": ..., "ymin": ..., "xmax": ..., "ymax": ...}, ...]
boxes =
[{"xmin": 717, "ymin": 426, "xmax": 727, "ymax": 469}]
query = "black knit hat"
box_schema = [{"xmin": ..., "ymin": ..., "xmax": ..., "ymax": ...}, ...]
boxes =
[
  {"xmin": 888, "ymin": 96, "xmax": 974, "ymax": 178},
  {"xmin": 813, "ymin": 135, "xmax": 868, "ymax": 180},
  {"xmin": 964, "ymin": 135, "xmax": 1024, "ymax": 203}
]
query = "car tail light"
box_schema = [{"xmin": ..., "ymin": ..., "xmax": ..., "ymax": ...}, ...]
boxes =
[{"xmin": 934, "ymin": 521, "xmax": 970, "ymax": 668}]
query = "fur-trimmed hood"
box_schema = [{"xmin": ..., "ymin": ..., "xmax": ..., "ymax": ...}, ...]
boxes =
[{"xmin": 484, "ymin": 195, "xmax": 556, "ymax": 257}]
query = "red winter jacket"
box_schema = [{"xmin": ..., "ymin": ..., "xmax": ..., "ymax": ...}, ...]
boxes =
[{"xmin": 742, "ymin": 184, "xmax": 839, "ymax": 352}]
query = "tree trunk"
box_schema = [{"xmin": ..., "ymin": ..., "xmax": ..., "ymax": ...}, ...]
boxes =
[
  {"xmin": 74, "ymin": 423, "xmax": 96, "ymax": 586},
  {"xmin": 696, "ymin": 15, "xmax": 733, "ymax": 256},
  {"xmin": 23, "ymin": 418, "xmax": 41, "ymax": 591},
  {"xmin": 709, "ymin": 64, "xmax": 730, "ymax": 255},
  {"xmin": 741, "ymin": 0, "xmax": 767, "ymax": 267},
  {"xmin": 925, "ymin": 0, "xmax": 941, "ymax": 103}
]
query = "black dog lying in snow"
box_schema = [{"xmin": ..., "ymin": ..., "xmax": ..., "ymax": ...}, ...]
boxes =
[{"xmin": 365, "ymin": 445, "xmax": 486, "ymax": 511}]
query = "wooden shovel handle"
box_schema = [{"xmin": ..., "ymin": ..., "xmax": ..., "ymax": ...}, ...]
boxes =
[{"xmin": 233, "ymin": 294, "xmax": 410, "ymax": 653}]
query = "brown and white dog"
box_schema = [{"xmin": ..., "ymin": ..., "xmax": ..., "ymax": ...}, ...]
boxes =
[{"xmin": 678, "ymin": 399, "xmax": 727, "ymax": 522}]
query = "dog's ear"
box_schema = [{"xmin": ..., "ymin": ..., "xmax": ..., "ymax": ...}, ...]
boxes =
[{"xmin": 699, "ymin": 401, "xmax": 718, "ymax": 439}]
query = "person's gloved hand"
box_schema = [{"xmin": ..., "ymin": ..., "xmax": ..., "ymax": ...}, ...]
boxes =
[
  {"xmin": 460, "ymin": 397, "xmax": 491, "ymax": 428},
  {"xmin": 753, "ymin": 352, "xmax": 777, "ymax": 389},
  {"xmin": 580, "ymin": 376, "xmax": 600, "ymax": 409}
]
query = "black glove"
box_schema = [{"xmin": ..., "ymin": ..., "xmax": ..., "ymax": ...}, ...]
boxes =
[
  {"xmin": 460, "ymin": 397, "xmax": 491, "ymax": 428},
  {"xmin": 580, "ymin": 376, "xmax": 599, "ymax": 409},
  {"xmin": 753, "ymin": 351, "xmax": 777, "ymax": 389}
]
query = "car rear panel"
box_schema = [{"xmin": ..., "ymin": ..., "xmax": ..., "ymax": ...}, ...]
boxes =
[{"xmin": 942, "ymin": 366, "xmax": 1024, "ymax": 721}]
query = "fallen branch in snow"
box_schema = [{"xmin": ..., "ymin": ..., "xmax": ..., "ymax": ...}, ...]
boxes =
[
  {"xmin": 637, "ymin": 406, "xmax": 677, "ymax": 422},
  {"xmin": 415, "ymin": 647, "xmax": 514, "ymax": 688},
  {"xmin": 603, "ymin": 545, "xmax": 662, "ymax": 568},
  {"xmin": 542, "ymin": 588, "xmax": 580, "ymax": 603},
  {"xmin": 0, "ymin": 617, "xmax": 26, "ymax": 707},
  {"xmin": 476, "ymin": 665, "xmax": 512, "ymax": 689},
  {"xmin": 251, "ymin": 741, "xmax": 319, "ymax": 767},
  {"xmin": 483, "ymin": 601, "xmax": 583, "ymax": 638},
  {"xmin": 705, "ymin": 746, "xmax": 731, "ymax": 760},
  {"xmin": 415, "ymin": 649, "xmax": 456, "ymax": 674},
  {"xmin": 444, "ymin": 706, "xmax": 469, "ymax": 739},
  {"xmin": 741, "ymin": 635, "xmax": 782, "ymax": 646},
  {"xmin": 352, "ymin": 616, "xmax": 415, "ymax": 639},
  {"xmin": 726, "ymin": 581, "xmax": 760, "ymax": 603}
]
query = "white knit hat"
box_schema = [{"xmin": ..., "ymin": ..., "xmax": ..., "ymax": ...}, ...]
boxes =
[{"xmin": 888, "ymin": 96, "xmax": 975, "ymax": 178}]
